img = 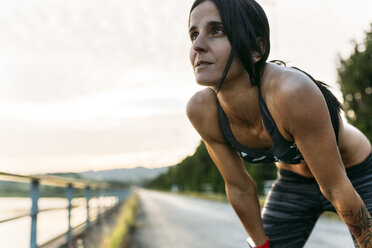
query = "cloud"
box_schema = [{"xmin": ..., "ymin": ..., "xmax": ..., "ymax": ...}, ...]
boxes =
[
  {"xmin": 0, "ymin": 148, "xmax": 194, "ymax": 174},
  {"xmin": 0, "ymin": 113, "xmax": 199, "ymax": 174},
  {"xmin": 0, "ymin": 0, "xmax": 194, "ymax": 104},
  {"xmin": 0, "ymin": 112, "xmax": 198, "ymax": 160}
]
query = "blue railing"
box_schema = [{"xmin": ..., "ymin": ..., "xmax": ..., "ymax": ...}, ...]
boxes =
[{"xmin": 0, "ymin": 171, "xmax": 131, "ymax": 248}]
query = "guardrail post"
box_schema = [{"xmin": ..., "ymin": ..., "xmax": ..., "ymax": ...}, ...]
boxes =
[
  {"xmin": 30, "ymin": 179, "xmax": 40, "ymax": 248},
  {"xmin": 102, "ymin": 189, "xmax": 106, "ymax": 216},
  {"xmin": 96, "ymin": 188, "xmax": 101, "ymax": 223},
  {"xmin": 66, "ymin": 183, "xmax": 73, "ymax": 244},
  {"xmin": 113, "ymin": 190, "xmax": 118, "ymax": 206},
  {"xmin": 101, "ymin": 188, "xmax": 106, "ymax": 219},
  {"xmin": 85, "ymin": 186, "xmax": 90, "ymax": 229}
]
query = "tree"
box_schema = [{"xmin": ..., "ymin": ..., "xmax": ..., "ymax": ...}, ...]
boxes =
[{"xmin": 337, "ymin": 23, "xmax": 372, "ymax": 141}]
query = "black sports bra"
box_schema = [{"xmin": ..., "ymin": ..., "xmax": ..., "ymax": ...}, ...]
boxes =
[{"xmin": 217, "ymin": 84, "xmax": 339, "ymax": 164}]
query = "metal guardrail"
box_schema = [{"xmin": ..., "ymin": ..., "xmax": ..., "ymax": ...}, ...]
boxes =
[{"xmin": 0, "ymin": 171, "xmax": 130, "ymax": 248}]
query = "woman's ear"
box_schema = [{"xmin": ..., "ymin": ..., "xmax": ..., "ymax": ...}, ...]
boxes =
[
  {"xmin": 252, "ymin": 51, "xmax": 261, "ymax": 63},
  {"xmin": 257, "ymin": 37, "xmax": 266, "ymax": 54},
  {"xmin": 252, "ymin": 37, "xmax": 265, "ymax": 63}
]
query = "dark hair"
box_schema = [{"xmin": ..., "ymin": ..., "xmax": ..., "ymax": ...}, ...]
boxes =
[{"xmin": 190, "ymin": 0, "xmax": 270, "ymax": 92}]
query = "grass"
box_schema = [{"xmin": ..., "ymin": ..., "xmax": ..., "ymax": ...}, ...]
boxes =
[{"xmin": 101, "ymin": 192, "xmax": 139, "ymax": 248}]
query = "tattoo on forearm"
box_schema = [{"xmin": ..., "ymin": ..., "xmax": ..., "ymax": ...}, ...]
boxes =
[
  {"xmin": 335, "ymin": 206, "xmax": 354, "ymax": 217},
  {"xmin": 361, "ymin": 232, "xmax": 372, "ymax": 248},
  {"xmin": 357, "ymin": 206, "xmax": 372, "ymax": 247},
  {"xmin": 349, "ymin": 224, "xmax": 363, "ymax": 238},
  {"xmin": 355, "ymin": 206, "xmax": 372, "ymax": 230},
  {"xmin": 341, "ymin": 209, "xmax": 354, "ymax": 217},
  {"xmin": 343, "ymin": 205, "xmax": 372, "ymax": 245}
]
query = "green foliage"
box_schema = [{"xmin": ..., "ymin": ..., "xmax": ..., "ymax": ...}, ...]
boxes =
[
  {"xmin": 47, "ymin": 172, "xmax": 83, "ymax": 179},
  {"xmin": 0, "ymin": 181, "xmax": 29, "ymax": 197},
  {"xmin": 338, "ymin": 23, "xmax": 372, "ymax": 141},
  {"xmin": 0, "ymin": 181, "xmax": 86, "ymax": 198},
  {"xmin": 0, "ymin": 172, "xmax": 88, "ymax": 197},
  {"xmin": 39, "ymin": 185, "xmax": 85, "ymax": 198},
  {"xmin": 146, "ymin": 141, "xmax": 277, "ymax": 196}
]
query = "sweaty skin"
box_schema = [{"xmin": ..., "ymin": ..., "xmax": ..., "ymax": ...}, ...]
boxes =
[
  {"xmin": 261, "ymin": 65, "xmax": 372, "ymax": 178},
  {"xmin": 187, "ymin": 1, "xmax": 372, "ymax": 247},
  {"xmin": 278, "ymin": 121, "xmax": 372, "ymax": 178}
]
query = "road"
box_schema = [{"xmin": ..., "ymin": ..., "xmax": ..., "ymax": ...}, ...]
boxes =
[{"xmin": 130, "ymin": 190, "xmax": 354, "ymax": 248}]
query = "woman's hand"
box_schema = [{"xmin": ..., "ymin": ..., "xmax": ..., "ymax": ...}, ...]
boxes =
[{"xmin": 247, "ymin": 236, "xmax": 270, "ymax": 248}]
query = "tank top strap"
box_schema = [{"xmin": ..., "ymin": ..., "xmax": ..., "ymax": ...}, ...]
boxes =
[
  {"xmin": 216, "ymin": 98, "xmax": 239, "ymax": 147},
  {"xmin": 256, "ymin": 84, "xmax": 295, "ymax": 155},
  {"xmin": 257, "ymin": 85, "xmax": 276, "ymax": 135}
]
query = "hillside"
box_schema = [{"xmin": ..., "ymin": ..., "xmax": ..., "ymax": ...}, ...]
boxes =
[{"xmin": 79, "ymin": 166, "xmax": 171, "ymax": 183}]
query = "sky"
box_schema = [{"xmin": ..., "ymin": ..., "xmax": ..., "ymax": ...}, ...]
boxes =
[{"xmin": 0, "ymin": 0, "xmax": 371, "ymax": 174}]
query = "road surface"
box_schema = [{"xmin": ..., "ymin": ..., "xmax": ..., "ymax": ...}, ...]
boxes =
[{"xmin": 130, "ymin": 190, "xmax": 354, "ymax": 248}]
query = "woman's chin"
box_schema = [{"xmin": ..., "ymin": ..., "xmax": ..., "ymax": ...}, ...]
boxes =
[{"xmin": 195, "ymin": 77, "xmax": 219, "ymax": 87}]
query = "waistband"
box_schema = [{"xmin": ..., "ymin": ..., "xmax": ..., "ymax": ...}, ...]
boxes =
[
  {"xmin": 278, "ymin": 152, "xmax": 372, "ymax": 183},
  {"xmin": 345, "ymin": 152, "xmax": 372, "ymax": 178}
]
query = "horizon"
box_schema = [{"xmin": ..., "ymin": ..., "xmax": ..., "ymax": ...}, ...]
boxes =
[{"xmin": 42, "ymin": 165, "xmax": 172, "ymax": 175}]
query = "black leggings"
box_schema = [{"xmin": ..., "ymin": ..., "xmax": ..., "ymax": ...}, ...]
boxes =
[{"xmin": 262, "ymin": 153, "xmax": 372, "ymax": 248}]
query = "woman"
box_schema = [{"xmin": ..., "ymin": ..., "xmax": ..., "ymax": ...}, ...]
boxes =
[{"xmin": 186, "ymin": 0, "xmax": 372, "ymax": 247}]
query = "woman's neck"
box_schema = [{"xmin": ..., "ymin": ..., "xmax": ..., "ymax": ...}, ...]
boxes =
[{"xmin": 215, "ymin": 73, "xmax": 262, "ymax": 127}]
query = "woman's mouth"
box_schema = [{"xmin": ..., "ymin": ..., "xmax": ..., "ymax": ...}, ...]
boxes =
[{"xmin": 195, "ymin": 61, "xmax": 212, "ymax": 69}]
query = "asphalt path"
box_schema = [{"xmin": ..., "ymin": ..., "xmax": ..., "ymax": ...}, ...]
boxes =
[{"xmin": 130, "ymin": 189, "xmax": 354, "ymax": 248}]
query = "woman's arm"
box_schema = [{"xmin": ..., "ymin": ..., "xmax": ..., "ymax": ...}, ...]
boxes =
[
  {"xmin": 205, "ymin": 141, "xmax": 267, "ymax": 246},
  {"xmin": 273, "ymin": 75, "xmax": 372, "ymax": 247},
  {"xmin": 186, "ymin": 89, "xmax": 267, "ymax": 246}
]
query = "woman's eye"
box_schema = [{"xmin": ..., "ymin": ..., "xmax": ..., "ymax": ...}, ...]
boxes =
[
  {"xmin": 212, "ymin": 27, "xmax": 224, "ymax": 35},
  {"xmin": 190, "ymin": 32, "xmax": 198, "ymax": 41}
]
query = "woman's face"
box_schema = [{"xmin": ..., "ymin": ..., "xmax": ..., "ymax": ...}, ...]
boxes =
[{"xmin": 189, "ymin": 0, "xmax": 245, "ymax": 88}]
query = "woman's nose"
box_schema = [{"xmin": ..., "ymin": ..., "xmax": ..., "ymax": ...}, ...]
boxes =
[{"xmin": 192, "ymin": 35, "xmax": 207, "ymax": 53}]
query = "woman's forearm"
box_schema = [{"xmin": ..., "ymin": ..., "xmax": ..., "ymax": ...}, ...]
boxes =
[
  {"xmin": 325, "ymin": 185, "xmax": 372, "ymax": 247},
  {"xmin": 335, "ymin": 199, "xmax": 372, "ymax": 247},
  {"xmin": 226, "ymin": 184, "xmax": 267, "ymax": 246}
]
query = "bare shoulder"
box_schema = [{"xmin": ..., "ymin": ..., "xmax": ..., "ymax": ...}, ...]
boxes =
[
  {"xmin": 265, "ymin": 66, "xmax": 322, "ymax": 105},
  {"xmin": 186, "ymin": 88, "xmax": 224, "ymax": 143},
  {"xmin": 262, "ymin": 65, "xmax": 332, "ymax": 137},
  {"xmin": 186, "ymin": 88, "xmax": 216, "ymax": 119},
  {"xmin": 265, "ymin": 67, "xmax": 327, "ymax": 117}
]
